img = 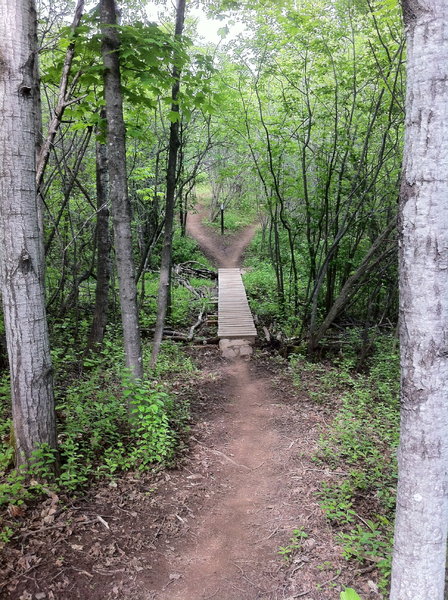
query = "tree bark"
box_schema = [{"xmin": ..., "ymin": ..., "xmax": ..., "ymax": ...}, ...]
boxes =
[
  {"xmin": 100, "ymin": 0, "xmax": 143, "ymax": 381},
  {"xmin": 0, "ymin": 0, "xmax": 57, "ymax": 467},
  {"xmin": 150, "ymin": 0, "xmax": 186, "ymax": 369},
  {"xmin": 390, "ymin": 2, "xmax": 448, "ymax": 598},
  {"xmin": 87, "ymin": 122, "xmax": 111, "ymax": 351}
]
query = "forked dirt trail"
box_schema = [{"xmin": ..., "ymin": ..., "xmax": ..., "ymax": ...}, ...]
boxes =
[
  {"xmin": 186, "ymin": 205, "xmax": 258, "ymax": 268},
  {"xmin": 153, "ymin": 209, "xmax": 308, "ymax": 598}
]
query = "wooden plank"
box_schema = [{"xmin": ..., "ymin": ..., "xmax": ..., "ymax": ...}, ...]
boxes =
[{"xmin": 218, "ymin": 268, "xmax": 257, "ymax": 339}]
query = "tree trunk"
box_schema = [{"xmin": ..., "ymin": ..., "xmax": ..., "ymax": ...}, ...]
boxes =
[
  {"xmin": 150, "ymin": 0, "xmax": 186, "ymax": 369},
  {"xmin": 0, "ymin": 0, "xmax": 57, "ymax": 467},
  {"xmin": 100, "ymin": 0, "xmax": 143, "ymax": 380},
  {"xmin": 87, "ymin": 125, "xmax": 111, "ymax": 351},
  {"xmin": 390, "ymin": 2, "xmax": 448, "ymax": 598},
  {"xmin": 308, "ymin": 218, "xmax": 396, "ymax": 352}
]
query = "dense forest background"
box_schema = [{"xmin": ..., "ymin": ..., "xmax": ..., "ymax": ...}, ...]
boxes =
[
  {"xmin": 36, "ymin": 0, "xmax": 403, "ymax": 351},
  {"xmin": 0, "ymin": 0, "xmax": 408, "ymax": 597}
]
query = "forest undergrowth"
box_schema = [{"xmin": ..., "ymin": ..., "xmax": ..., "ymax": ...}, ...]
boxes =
[
  {"xmin": 0, "ymin": 206, "xmax": 400, "ymax": 598},
  {"xmin": 292, "ymin": 337, "xmax": 399, "ymax": 594},
  {"xmin": 0, "ymin": 234, "xmax": 212, "ymax": 549}
]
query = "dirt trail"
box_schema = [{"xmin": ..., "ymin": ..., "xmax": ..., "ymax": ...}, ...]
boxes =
[
  {"xmin": 186, "ymin": 206, "xmax": 257, "ymax": 269},
  {"xmin": 155, "ymin": 209, "xmax": 290, "ymax": 599},
  {"xmin": 157, "ymin": 361, "xmax": 292, "ymax": 600},
  {"xmin": 149, "ymin": 210, "xmax": 334, "ymax": 600}
]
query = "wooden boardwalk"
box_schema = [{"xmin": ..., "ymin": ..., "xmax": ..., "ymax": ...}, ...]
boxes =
[{"xmin": 218, "ymin": 268, "xmax": 257, "ymax": 340}]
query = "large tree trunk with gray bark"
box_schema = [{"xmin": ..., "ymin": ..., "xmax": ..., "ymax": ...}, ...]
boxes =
[
  {"xmin": 390, "ymin": 2, "xmax": 448, "ymax": 598},
  {"xmin": 100, "ymin": 0, "xmax": 143, "ymax": 381},
  {"xmin": 0, "ymin": 0, "xmax": 57, "ymax": 467}
]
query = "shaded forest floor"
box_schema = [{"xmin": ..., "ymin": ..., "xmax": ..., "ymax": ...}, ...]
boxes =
[{"xmin": 1, "ymin": 210, "xmax": 382, "ymax": 600}]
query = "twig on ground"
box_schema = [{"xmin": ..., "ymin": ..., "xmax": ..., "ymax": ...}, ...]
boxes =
[
  {"xmin": 251, "ymin": 461, "xmax": 265, "ymax": 470},
  {"xmin": 151, "ymin": 516, "xmax": 166, "ymax": 544},
  {"xmin": 255, "ymin": 525, "xmax": 280, "ymax": 544},
  {"xmin": 49, "ymin": 568, "xmax": 66, "ymax": 583},
  {"xmin": 19, "ymin": 517, "xmax": 99, "ymax": 540},
  {"xmin": 97, "ymin": 515, "xmax": 110, "ymax": 530},
  {"xmin": 0, "ymin": 560, "xmax": 43, "ymax": 589},
  {"xmin": 204, "ymin": 588, "xmax": 221, "ymax": 599},
  {"xmin": 293, "ymin": 588, "xmax": 312, "ymax": 597},
  {"xmin": 290, "ymin": 561, "xmax": 306, "ymax": 577},
  {"xmin": 191, "ymin": 437, "xmax": 250, "ymax": 470},
  {"xmin": 188, "ymin": 310, "xmax": 205, "ymax": 341},
  {"xmin": 232, "ymin": 562, "xmax": 264, "ymax": 590},
  {"xmin": 70, "ymin": 566, "xmax": 94, "ymax": 578},
  {"xmin": 354, "ymin": 511, "xmax": 375, "ymax": 532},
  {"xmin": 320, "ymin": 569, "xmax": 343, "ymax": 588}
]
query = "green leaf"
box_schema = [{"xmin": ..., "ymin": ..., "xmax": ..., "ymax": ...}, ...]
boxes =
[
  {"xmin": 168, "ymin": 110, "xmax": 180, "ymax": 123},
  {"xmin": 217, "ymin": 25, "xmax": 230, "ymax": 38},
  {"xmin": 340, "ymin": 589, "xmax": 362, "ymax": 600}
]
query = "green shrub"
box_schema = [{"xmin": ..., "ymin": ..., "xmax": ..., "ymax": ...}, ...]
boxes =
[
  {"xmin": 243, "ymin": 263, "xmax": 280, "ymax": 322},
  {"xmin": 204, "ymin": 201, "xmax": 256, "ymax": 233},
  {"xmin": 0, "ymin": 338, "xmax": 193, "ymax": 547},
  {"xmin": 293, "ymin": 336, "xmax": 399, "ymax": 593},
  {"xmin": 172, "ymin": 231, "xmax": 211, "ymax": 265},
  {"xmin": 140, "ymin": 273, "xmax": 215, "ymax": 331}
]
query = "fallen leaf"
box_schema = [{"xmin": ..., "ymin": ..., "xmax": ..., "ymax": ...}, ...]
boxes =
[
  {"xmin": 368, "ymin": 580, "xmax": 379, "ymax": 593},
  {"xmin": 8, "ymin": 504, "xmax": 25, "ymax": 518}
]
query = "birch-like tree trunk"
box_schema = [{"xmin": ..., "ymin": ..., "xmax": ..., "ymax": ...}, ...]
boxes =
[
  {"xmin": 390, "ymin": 1, "xmax": 448, "ymax": 598},
  {"xmin": 0, "ymin": 0, "xmax": 57, "ymax": 466},
  {"xmin": 100, "ymin": 0, "xmax": 143, "ymax": 380}
]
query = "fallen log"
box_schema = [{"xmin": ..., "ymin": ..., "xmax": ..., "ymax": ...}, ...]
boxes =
[
  {"xmin": 173, "ymin": 261, "xmax": 217, "ymax": 280},
  {"xmin": 141, "ymin": 309, "xmax": 211, "ymax": 343},
  {"xmin": 188, "ymin": 310, "xmax": 206, "ymax": 341}
]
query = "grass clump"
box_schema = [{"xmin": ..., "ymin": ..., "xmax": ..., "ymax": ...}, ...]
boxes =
[{"xmin": 205, "ymin": 208, "xmax": 253, "ymax": 233}]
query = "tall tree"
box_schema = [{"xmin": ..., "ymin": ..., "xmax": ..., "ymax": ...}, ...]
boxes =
[
  {"xmin": 100, "ymin": 0, "xmax": 143, "ymax": 380},
  {"xmin": 150, "ymin": 0, "xmax": 187, "ymax": 368},
  {"xmin": 0, "ymin": 0, "xmax": 57, "ymax": 466},
  {"xmin": 390, "ymin": 1, "xmax": 448, "ymax": 598},
  {"xmin": 87, "ymin": 112, "xmax": 111, "ymax": 351}
]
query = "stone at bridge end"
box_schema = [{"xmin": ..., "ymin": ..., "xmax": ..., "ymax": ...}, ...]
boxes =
[{"xmin": 219, "ymin": 338, "xmax": 254, "ymax": 359}]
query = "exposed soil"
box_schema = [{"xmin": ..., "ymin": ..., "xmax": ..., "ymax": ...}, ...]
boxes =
[
  {"xmin": 0, "ymin": 212, "xmax": 382, "ymax": 600},
  {"xmin": 186, "ymin": 205, "xmax": 258, "ymax": 269}
]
